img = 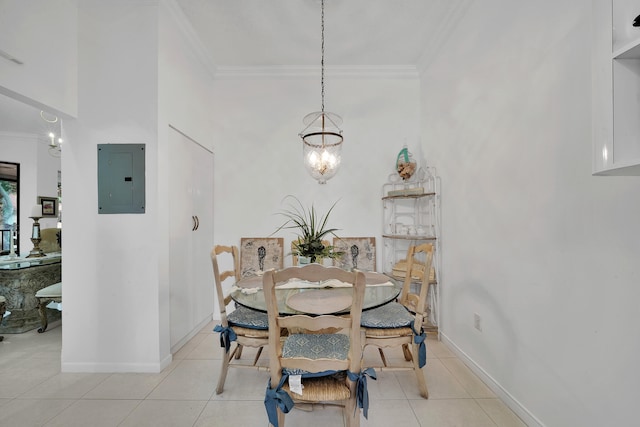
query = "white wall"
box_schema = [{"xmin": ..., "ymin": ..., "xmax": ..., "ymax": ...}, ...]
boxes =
[
  {"xmin": 61, "ymin": 0, "xmax": 163, "ymax": 372},
  {"xmin": 421, "ymin": 1, "xmax": 640, "ymax": 426},
  {"xmin": 59, "ymin": 0, "xmax": 215, "ymax": 372},
  {"xmin": 0, "ymin": 0, "xmax": 77, "ymax": 117},
  {"xmin": 211, "ymin": 72, "xmax": 421, "ymax": 269}
]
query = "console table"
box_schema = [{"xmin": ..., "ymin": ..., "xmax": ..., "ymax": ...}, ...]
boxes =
[{"xmin": 0, "ymin": 254, "xmax": 61, "ymax": 333}]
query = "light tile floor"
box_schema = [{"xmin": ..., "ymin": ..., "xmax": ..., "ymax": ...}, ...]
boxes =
[{"xmin": 0, "ymin": 322, "xmax": 527, "ymax": 426}]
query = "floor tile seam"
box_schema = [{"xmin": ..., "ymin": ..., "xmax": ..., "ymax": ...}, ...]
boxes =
[
  {"xmin": 142, "ymin": 396, "xmax": 217, "ymax": 401},
  {"xmin": 405, "ymin": 395, "xmax": 477, "ymax": 400},
  {"xmin": 112, "ymin": 398, "xmax": 145, "ymax": 427},
  {"xmin": 473, "ymin": 398, "xmax": 512, "ymax": 427},
  {"xmin": 439, "ymin": 358, "xmax": 495, "ymax": 398},
  {"xmin": 208, "ymin": 397, "xmax": 266, "ymax": 402},
  {"xmin": 22, "ymin": 397, "xmax": 77, "ymax": 426},
  {"xmin": 389, "ymin": 371, "xmax": 411, "ymax": 399},
  {"xmin": 189, "ymin": 402, "xmax": 210, "ymax": 427},
  {"xmin": 78, "ymin": 372, "xmax": 115, "ymax": 399},
  {"xmin": 69, "ymin": 397, "xmax": 145, "ymax": 401},
  {"xmin": 133, "ymin": 398, "xmax": 211, "ymax": 402},
  {"xmin": 14, "ymin": 374, "xmax": 63, "ymax": 399}
]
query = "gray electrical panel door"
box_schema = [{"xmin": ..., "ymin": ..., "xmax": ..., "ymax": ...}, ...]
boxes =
[{"xmin": 97, "ymin": 144, "xmax": 145, "ymax": 214}]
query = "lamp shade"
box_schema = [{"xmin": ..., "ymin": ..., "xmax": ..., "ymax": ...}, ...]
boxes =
[{"xmin": 300, "ymin": 111, "xmax": 343, "ymax": 184}]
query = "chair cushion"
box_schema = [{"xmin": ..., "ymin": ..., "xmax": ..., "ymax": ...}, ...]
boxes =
[
  {"xmin": 227, "ymin": 305, "xmax": 269, "ymax": 330},
  {"xmin": 361, "ymin": 302, "xmax": 414, "ymax": 328},
  {"xmin": 35, "ymin": 282, "xmax": 62, "ymax": 298},
  {"xmin": 283, "ymin": 333, "xmax": 349, "ymax": 360},
  {"xmin": 282, "ymin": 334, "xmax": 349, "ymax": 377}
]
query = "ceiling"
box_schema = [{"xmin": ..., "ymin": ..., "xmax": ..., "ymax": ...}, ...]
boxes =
[
  {"xmin": 175, "ymin": 0, "xmax": 461, "ymax": 68},
  {"xmin": 0, "ymin": 0, "xmax": 466, "ymax": 135}
]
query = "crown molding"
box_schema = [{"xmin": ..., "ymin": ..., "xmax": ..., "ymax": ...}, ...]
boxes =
[
  {"xmin": 214, "ymin": 65, "xmax": 419, "ymax": 80},
  {"xmin": 417, "ymin": 0, "xmax": 474, "ymax": 75},
  {"xmin": 160, "ymin": 0, "xmax": 217, "ymax": 77},
  {"xmin": 0, "ymin": 131, "xmax": 40, "ymax": 140}
]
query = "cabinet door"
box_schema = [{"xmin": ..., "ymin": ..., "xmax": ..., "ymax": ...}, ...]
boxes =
[
  {"xmin": 168, "ymin": 128, "xmax": 214, "ymax": 351},
  {"xmin": 190, "ymin": 141, "xmax": 214, "ymax": 327}
]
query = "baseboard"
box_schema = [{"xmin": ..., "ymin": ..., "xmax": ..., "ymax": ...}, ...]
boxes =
[
  {"xmin": 440, "ymin": 332, "xmax": 545, "ymax": 427},
  {"xmin": 170, "ymin": 316, "xmax": 212, "ymax": 355}
]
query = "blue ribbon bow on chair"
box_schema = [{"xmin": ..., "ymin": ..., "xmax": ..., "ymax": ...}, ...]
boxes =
[
  {"xmin": 347, "ymin": 368, "xmax": 377, "ymax": 419},
  {"xmin": 264, "ymin": 375, "xmax": 294, "ymax": 427},
  {"xmin": 213, "ymin": 324, "xmax": 237, "ymax": 354},
  {"xmin": 410, "ymin": 320, "xmax": 427, "ymax": 368}
]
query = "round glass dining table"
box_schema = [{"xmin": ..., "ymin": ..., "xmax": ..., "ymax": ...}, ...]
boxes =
[{"xmin": 230, "ymin": 271, "xmax": 402, "ymax": 315}]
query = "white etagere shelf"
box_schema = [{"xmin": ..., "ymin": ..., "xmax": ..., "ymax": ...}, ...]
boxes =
[
  {"xmin": 381, "ymin": 167, "xmax": 441, "ymax": 333},
  {"xmin": 593, "ymin": 0, "xmax": 640, "ymax": 175}
]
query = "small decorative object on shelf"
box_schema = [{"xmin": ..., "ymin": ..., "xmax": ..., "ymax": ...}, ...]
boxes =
[{"xmin": 396, "ymin": 146, "xmax": 417, "ymax": 180}]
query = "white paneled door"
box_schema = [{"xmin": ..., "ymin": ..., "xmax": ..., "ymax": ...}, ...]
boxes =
[{"xmin": 168, "ymin": 127, "xmax": 214, "ymax": 352}]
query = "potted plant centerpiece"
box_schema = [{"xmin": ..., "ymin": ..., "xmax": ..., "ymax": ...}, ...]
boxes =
[{"xmin": 273, "ymin": 196, "xmax": 342, "ymax": 264}]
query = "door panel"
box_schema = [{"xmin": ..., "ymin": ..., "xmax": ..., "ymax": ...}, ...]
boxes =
[{"xmin": 168, "ymin": 127, "xmax": 214, "ymax": 351}]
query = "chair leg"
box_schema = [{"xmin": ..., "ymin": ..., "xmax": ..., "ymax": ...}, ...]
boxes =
[
  {"xmin": 37, "ymin": 299, "xmax": 49, "ymax": 333},
  {"xmin": 402, "ymin": 343, "xmax": 412, "ymax": 361},
  {"xmin": 411, "ymin": 342, "xmax": 429, "ymax": 399},
  {"xmin": 345, "ymin": 395, "xmax": 360, "ymax": 427},
  {"xmin": 216, "ymin": 346, "xmax": 232, "ymax": 394},
  {"xmin": 253, "ymin": 347, "xmax": 263, "ymax": 365},
  {"xmin": 234, "ymin": 344, "xmax": 244, "ymax": 359},
  {"xmin": 270, "ymin": 408, "xmax": 284, "ymax": 427},
  {"xmin": 377, "ymin": 348, "xmax": 388, "ymax": 367}
]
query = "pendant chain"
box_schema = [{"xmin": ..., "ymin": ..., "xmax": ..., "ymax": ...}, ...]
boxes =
[{"xmin": 321, "ymin": 0, "xmax": 325, "ymax": 113}]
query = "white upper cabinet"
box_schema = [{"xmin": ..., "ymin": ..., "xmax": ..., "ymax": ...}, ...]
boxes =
[{"xmin": 593, "ymin": 0, "xmax": 640, "ymax": 175}]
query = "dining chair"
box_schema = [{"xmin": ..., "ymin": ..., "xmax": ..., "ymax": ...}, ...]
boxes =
[
  {"xmin": 332, "ymin": 237, "xmax": 376, "ymax": 271},
  {"xmin": 360, "ymin": 242, "xmax": 434, "ymax": 399},
  {"xmin": 240, "ymin": 237, "xmax": 284, "ymax": 277},
  {"xmin": 263, "ymin": 264, "xmax": 373, "ymax": 427},
  {"xmin": 211, "ymin": 245, "xmax": 270, "ymax": 394}
]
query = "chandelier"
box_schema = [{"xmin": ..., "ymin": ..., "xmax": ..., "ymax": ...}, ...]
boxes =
[{"xmin": 299, "ymin": 0, "xmax": 343, "ymax": 184}]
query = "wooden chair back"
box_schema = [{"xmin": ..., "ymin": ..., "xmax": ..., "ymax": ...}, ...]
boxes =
[
  {"xmin": 211, "ymin": 245, "xmax": 240, "ymax": 326},
  {"xmin": 264, "ymin": 264, "xmax": 365, "ymax": 374},
  {"xmin": 398, "ymin": 243, "xmax": 434, "ymax": 326},
  {"xmin": 263, "ymin": 264, "xmax": 367, "ymax": 426}
]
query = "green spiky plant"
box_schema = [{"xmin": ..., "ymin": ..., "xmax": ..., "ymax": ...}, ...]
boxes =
[{"xmin": 273, "ymin": 195, "xmax": 343, "ymax": 263}]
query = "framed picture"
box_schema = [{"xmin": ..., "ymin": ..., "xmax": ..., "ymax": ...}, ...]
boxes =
[
  {"xmin": 38, "ymin": 196, "xmax": 58, "ymax": 218},
  {"xmin": 240, "ymin": 237, "xmax": 284, "ymax": 277},
  {"xmin": 333, "ymin": 237, "xmax": 376, "ymax": 271}
]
